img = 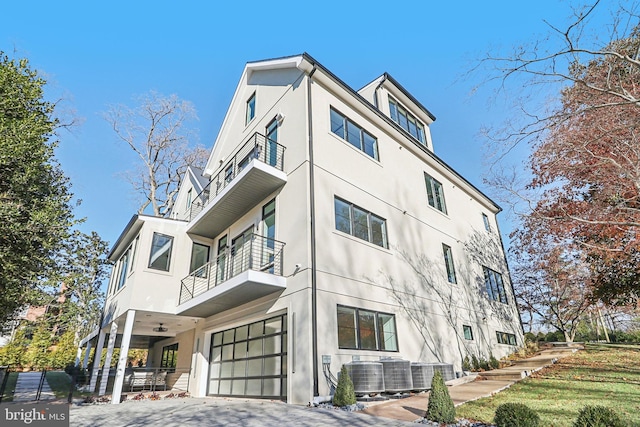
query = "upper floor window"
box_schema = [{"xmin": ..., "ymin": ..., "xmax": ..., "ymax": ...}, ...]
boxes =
[
  {"xmin": 246, "ymin": 92, "xmax": 256, "ymax": 124},
  {"xmin": 424, "ymin": 173, "xmax": 447, "ymax": 214},
  {"xmin": 337, "ymin": 305, "xmax": 398, "ymax": 351},
  {"xmin": 496, "ymin": 331, "xmax": 517, "ymax": 346},
  {"xmin": 334, "ymin": 197, "xmax": 388, "ymax": 248},
  {"xmin": 117, "ymin": 246, "xmax": 131, "ymax": 290},
  {"xmin": 388, "ymin": 97, "xmax": 426, "ymax": 146},
  {"xmin": 190, "ymin": 242, "xmax": 210, "ymax": 276},
  {"xmin": 442, "ymin": 244, "xmax": 457, "ymax": 284},
  {"xmin": 330, "ymin": 107, "xmax": 379, "ymax": 160},
  {"xmin": 149, "ymin": 232, "xmax": 173, "ymax": 271},
  {"xmin": 483, "ymin": 266, "xmax": 507, "ymax": 303},
  {"xmin": 186, "ymin": 189, "xmax": 192, "ymax": 211},
  {"xmin": 482, "ymin": 213, "xmax": 491, "ymax": 232}
]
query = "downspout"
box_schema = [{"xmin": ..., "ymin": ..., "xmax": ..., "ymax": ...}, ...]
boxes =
[
  {"xmin": 306, "ymin": 66, "xmax": 319, "ymax": 397},
  {"xmin": 373, "ymin": 74, "xmax": 388, "ymax": 109}
]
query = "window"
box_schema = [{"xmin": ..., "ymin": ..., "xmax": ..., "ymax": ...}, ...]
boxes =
[
  {"xmin": 161, "ymin": 343, "xmax": 179, "ymax": 370},
  {"xmin": 424, "ymin": 173, "xmax": 447, "ymax": 214},
  {"xmin": 330, "ymin": 108, "xmax": 378, "ymax": 160},
  {"xmin": 482, "ymin": 213, "xmax": 491, "ymax": 232},
  {"xmin": 334, "ymin": 197, "xmax": 388, "ymax": 248},
  {"xmin": 463, "ymin": 325, "xmax": 474, "ymax": 340},
  {"xmin": 337, "ymin": 305, "xmax": 398, "ymax": 351},
  {"xmin": 496, "ymin": 331, "xmax": 517, "ymax": 346},
  {"xmin": 442, "ymin": 244, "xmax": 457, "ymax": 284},
  {"xmin": 186, "ymin": 189, "xmax": 192, "ymax": 211},
  {"xmin": 117, "ymin": 246, "xmax": 131, "ymax": 290},
  {"xmin": 389, "ymin": 97, "xmax": 426, "ymax": 145},
  {"xmin": 190, "ymin": 243, "xmax": 210, "ymax": 276},
  {"xmin": 246, "ymin": 92, "xmax": 256, "ymax": 124},
  {"xmin": 483, "ymin": 266, "xmax": 508, "ymax": 303},
  {"xmin": 148, "ymin": 233, "xmax": 173, "ymax": 271},
  {"xmin": 261, "ymin": 199, "xmax": 276, "ymax": 273}
]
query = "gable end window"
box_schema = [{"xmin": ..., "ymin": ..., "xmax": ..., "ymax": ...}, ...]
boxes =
[
  {"xmin": 246, "ymin": 92, "xmax": 256, "ymax": 124},
  {"xmin": 149, "ymin": 232, "xmax": 173, "ymax": 271},
  {"xmin": 482, "ymin": 213, "xmax": 491, "ymax": 232},
  {"xmin": 463, "ymin": 325, "xmax": 473, "ymax": 340},
  {"xmin": 424, "ymin": 173, "xmax": 447, "ymax": 214},
  {"xmin": 334, "ymin": 197, "xmax": 388, "ymax": 248},
  {"xmin": 330, "ymin": 107, "xmax": 379, "ymax": 160},
  {"xmin": 337, "ymin": 305, "xmax": 398, "ymax": 351},
  {"xmin": 389, "ymin": 97, "xmax": 426, "ymax": 145},
  {"xmin": 483, "ymin": 266, "xmax": 508, "ymax": 303}
]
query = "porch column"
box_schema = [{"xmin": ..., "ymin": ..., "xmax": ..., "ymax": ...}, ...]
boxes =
[
  {"xmin": 111, "ymin": 310, "xmax": 135, "ymax": 405},
  {"xmin": 82, "ymin": 340, "xmax": 93, "ymax": 370},
  {"xmin": 89, "ymin": 330, "xmax": 106, "ymax": 392},
  {"xmin": 98, "ymin": 321, "xmax": 119, "ymax": 396},
  {"xmin": 74, "ymin": 346, "xmax": 83, "ymax": 367}
]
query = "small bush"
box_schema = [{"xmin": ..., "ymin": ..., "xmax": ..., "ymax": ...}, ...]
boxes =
[
  {"xmin": 333, "ymin": 365, "xmax": 356, "ymax": 407},
  {"xmin": 425, "ymin": 370, "xmax": 455, "ymax": 423},
  {"xmin": 462, "ymin": 355, "xmax": 471, "ymax": 371},
  {"xmin": 471, "ymin": 354, "xmax": 480, "ymax": 371},
  {"xmin": 494, "ymin": 402, "xmax": 540, "ymax": 427},
  {"xmin": 573, "ymin": 405, "xmax": 625, "ymax": 427},
  {"xmin": 489, "ymin": 354, "xmax": 500, "ymax": 370}
]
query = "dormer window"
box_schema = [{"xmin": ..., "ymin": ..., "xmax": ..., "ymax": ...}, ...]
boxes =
[{"xmin": 389, "ymin": 97, "xmax": 426, "ymax": 146}]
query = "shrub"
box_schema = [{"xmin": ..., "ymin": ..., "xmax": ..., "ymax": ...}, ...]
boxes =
[
  {"xmin": 462, "ymin": 355, "xmax": 471, "ymax": 371},
  {"xmin": 489, "ymin": 353, "xmax": 500, "ymax": 370},
  {"xmin": 471, "ymin": 354, "xmax": 480, "ymax": 371},
  {"xmin": 425, "ymin": 370, "xmax": 455, "ymax": 423},
  {"xmin": 573, "ymin": 405, "xmax": 625, "ymax": 427},
  {"xmin": 494, "ymin": 402, "xmax": 540, "ymax": 427},
  {"xmin": 333, "ymin": 365, "xmax": 356, "ymax": 407}
]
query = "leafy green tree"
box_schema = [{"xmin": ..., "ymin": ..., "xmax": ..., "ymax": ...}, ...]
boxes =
[
  {"xmin": 332, "ymin": 365, "xmax": 356, "ymax": 407},
  {"xmin": 24, "ymin": 323, "xmax": 53, "ymax": 369},
  {"xmin": 0, "ymin": 53, "xmax": 74, "ymax": 324},
  {"xmin": 0, "ymin": 328, "xmax": 28, "ymax": 366},
  {"xmin": 50, "ymin": 329, "xmax": 77, "ymax": 369},
  {"xmin": 425, "ymin": 370, "xmax": 455, "ymax": 423}
]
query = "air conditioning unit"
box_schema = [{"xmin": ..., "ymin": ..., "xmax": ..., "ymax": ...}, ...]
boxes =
[
  {"xmin": 430, "ymin": 362, "xmax": 455, "ymax": 381},
  {"xmin": 410, "ymin": 362, "xmax": 435, "ymax": 390},
  {"xmin": 380, "ymin": 358, "xmax": 413, "ymax": 393},
  {"xmin": 345, "ymin": 361, "xmax": 385, "ymax": 395}
]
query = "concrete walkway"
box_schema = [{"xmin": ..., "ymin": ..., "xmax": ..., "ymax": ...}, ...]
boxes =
[
  {"xmin": 360, "ymin": 344, "xmax": 582, "ymax": 422},
  {"xmin": 12, "ymin": 371, "xmax": 56, "ymax": 402}
]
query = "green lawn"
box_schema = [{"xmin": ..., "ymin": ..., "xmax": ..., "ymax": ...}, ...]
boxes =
[{"xmin": 456, "ymin": 343, "xmax": 640, "ymax": 426}]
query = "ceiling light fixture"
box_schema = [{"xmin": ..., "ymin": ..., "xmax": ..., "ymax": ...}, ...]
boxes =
[{"xmin": 153, "ymin": 323, "xmax": 168, "ymax": 333}]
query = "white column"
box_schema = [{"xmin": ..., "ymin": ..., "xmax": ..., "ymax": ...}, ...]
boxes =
[
  {"xmin": 111, "ymin": 310, "xmax": 135, "ymax": 405},
  {"xmin": 82, "ymin": 340, "xmax": 93, "ymax": 370},
  {"xmin": 89, "ymin": 330, "xmax": 106, "ymax": 392},
  {"xmin": 98, "ymin": 321, "xmax": 119, "ymax": 396},
  {"xmin": 74, "ymin": 347, "xmax": 83, "ymax": 367}
]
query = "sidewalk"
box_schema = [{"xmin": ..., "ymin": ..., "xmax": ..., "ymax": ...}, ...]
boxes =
[
  {"xmin": 12, "ymin": 371, "xmax": 56, "ymax": 402},
  {"xmin": 360, "ymin": 344, "xmax": 582, "ymax": 422}
]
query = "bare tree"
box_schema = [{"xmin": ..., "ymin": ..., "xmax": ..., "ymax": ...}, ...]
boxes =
[{"xmin": 106, "ymin": 91, "xmax": 208, "ymax": 217}]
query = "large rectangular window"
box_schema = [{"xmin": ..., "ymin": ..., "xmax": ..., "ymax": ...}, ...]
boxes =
[
  {"xmin": 330, "ymin": 108, "xmax": 378, "ymax": 160},
  {"xmin": 334, "ymin": 197, "xmax": 388, "ymax": 248},
  {"xmin": 425, "ymin": 173, "xmax": 447, "ymax": 214},
  {"xmin": 161, "ymin": 343, "xmax": 178, "ymax": 370},
  {"xmin": 442, "ymin": 244, "xmax": 457, "ymax": 284},
  {"xmin": 149, "ymin": 233, "xmax": 173, "ymax": 271},
  {"xmin": 483, "ymin": 266, "xmax": 508, "ymax": 303},
  {"xmin": 389, "ymin": 97, "xmax": 426, "ymax": 145},
  {"xmin": 337, "ymin": 305, "xmax": 398, "ymax": 351},
  {"xmin": 496, "ymin": 331, "xmax": 517, "ymax": 346}
]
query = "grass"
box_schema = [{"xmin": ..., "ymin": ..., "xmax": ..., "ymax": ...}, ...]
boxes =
[
  {"xmin": 46, "ymin": 371, "xmax": 73, "ymax": 398},
  {"xmin": 456, "ymin": 343, "xmax": 640, "ymax": 426}
]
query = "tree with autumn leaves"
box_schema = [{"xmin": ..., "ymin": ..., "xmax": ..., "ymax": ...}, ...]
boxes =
[{"xmin": 480, "ymin": 2, "xmax": 640, "ymax": 314}]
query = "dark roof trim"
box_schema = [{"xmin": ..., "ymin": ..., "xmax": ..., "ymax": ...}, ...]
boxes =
[
  {"xmin": 299, "ymin": 52, "xmax": 501, "ymax": 213},
  {"xmin": 108, "ymin": 214, "xmax": 140, "ymax": 259},
  {"xmin": 381, "ymin": 72, "xmax": 437, "ymax": 122}
]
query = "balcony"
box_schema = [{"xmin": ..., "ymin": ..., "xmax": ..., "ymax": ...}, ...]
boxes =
[
  {"xmin": 187, "ymin": 132, "xmax": 286, "ymax": 238},
  {"xmin": 176, "ymin": 234, "xmax": 286, "ymax": 317}
]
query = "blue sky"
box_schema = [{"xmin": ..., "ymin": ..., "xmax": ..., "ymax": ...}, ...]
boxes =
[{"xmin": 2, "ymin": 1, "xmax": 582, "ymax": 248}]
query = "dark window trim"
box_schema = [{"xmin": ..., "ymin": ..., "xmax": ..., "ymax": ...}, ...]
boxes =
[
  {"xmin": 329, "ymin": 107, "xmax": 379, "ymax": 161},
  {"xmin": 496, "ymin": 331, "xmax": 517, "ymax": 346},
  {"xmin": 442, "ymin": 243, "xmax": 457, "ymax": 284},
  {"xmin": 483, "ymin": 266, "xmax": 508, "ymax": 304},
  {"xmin": 336, "ymin": 304, "xmax": 398, "ymax": 352},
  {"xmin": 388, "ymin": 96, "xmax": 426, "ymax": 146},
  {"xmin": 463, "ymin": 325, "xmax": 474, "ymax": 340},
  {"xmin": 148, "ymin": 232, "xmax": 174, "ymax": 271},
  {"xmin": 334, "ymin": 196, "xmax": 388, "ymax": 248},
  {"xmin": 246, "ymin": 92, "xmax": 256, "ymax": 125},
  {"xmin": 424, "ymin": 173, "xmax": 448, "ymax": 214}
]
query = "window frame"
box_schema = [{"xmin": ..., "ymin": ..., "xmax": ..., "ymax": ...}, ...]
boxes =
[
  {"xmin": 334, "ymin": 197, "xmax": 388, "ymax": 248},
  {"xmin": 463, "ymin": 325, "xmax": 474, "ymax": 340},
  {"xmin": 330, "ymin": 107, "xmax": 379, "ymax": 160},
  {"xmin": 336, "ymin": 305, "xmax": 398, "ymax": 352},
  {"xmin": 148, "ymin": 232, "xmax": 174, "ymax": 272},
  {"xmin": 161, "ymin": 343, "xmax": 179, "ymax": 371},
  {"xmin": 442, "ymin": 243, "xmax": 457, "ymax": 284},
  {"xmin": 388, "ymin": 97, "xmax": 426, "ymax": 146},
  {"xmin": 246, "ymin": 92, "xmax": 256, "ymax": 125},
  {"xmin": 424, "ymin": 173, "xmax": 447, "ymax": 214},
  {"xmin": 496, "ymin": 331, "xmax": 517, "ymax": 346},
  {"xmin": 482, "ymin": 213, "xmax": 491, "ymax": 232},
  {"xmin": 483, "ymin": 266, "xmax": 508, "ymax": 303}
]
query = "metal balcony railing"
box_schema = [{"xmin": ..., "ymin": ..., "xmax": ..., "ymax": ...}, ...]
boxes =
[
  {"xmin": 189, "ymin": 132, "xmax": 285, "ymax": 221},
  {"xmin": 179, "ymin": 234, "xmax": 285, "ymax": 305}
]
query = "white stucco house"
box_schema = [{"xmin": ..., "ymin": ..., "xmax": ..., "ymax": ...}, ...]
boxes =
[{"xmin": 77, "ymin": 53, "xmax": 523, "ymax": 405}]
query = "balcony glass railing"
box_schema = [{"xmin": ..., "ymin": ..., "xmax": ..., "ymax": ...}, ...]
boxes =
[
  {"xmin": 189, "ymin": 132, "xmax": 285, "ymax": 221},
  {"xmin": 178, "ymin": 234, "xmax": 285, "ymax": 305}
]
